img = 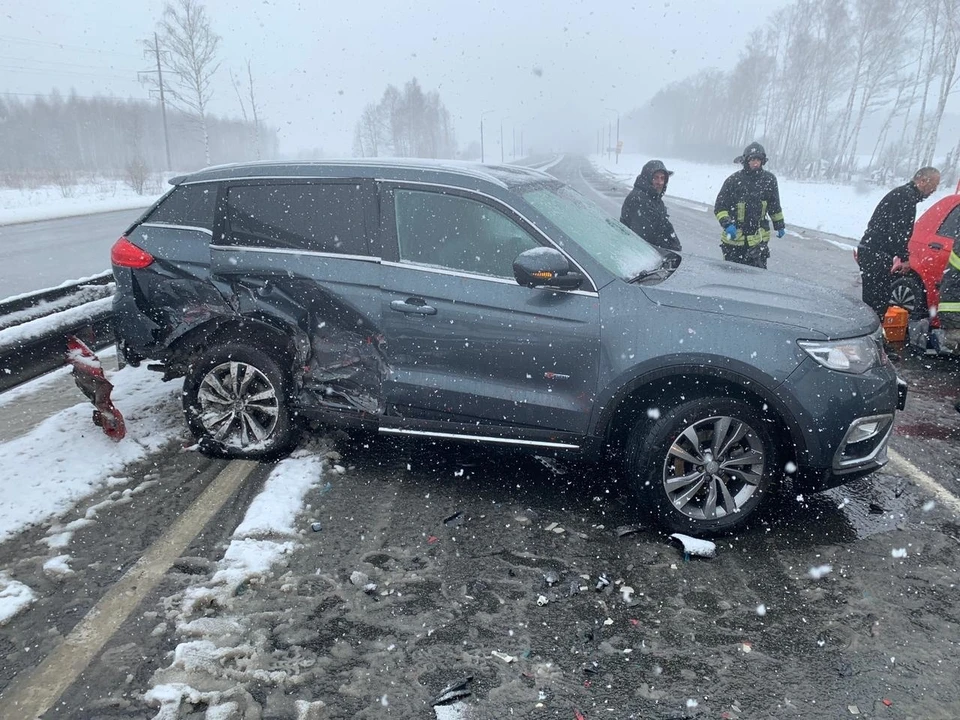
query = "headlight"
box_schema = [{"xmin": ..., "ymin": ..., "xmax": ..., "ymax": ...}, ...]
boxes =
[{"xmin": 797, "ymin": 335, "xmax": 881, "ymax": 374}]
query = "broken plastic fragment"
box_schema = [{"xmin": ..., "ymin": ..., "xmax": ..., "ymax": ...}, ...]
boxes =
[
  {"xmin": 669, "ymin": 533, "xmax": 716, "ymax": 558},
  {"xmin": 311, "ymin": 522, "xmax": 322, "ymax": 532},
  {"xmin": 543, "ymin": 570, "xmax": 559, "ymax": 585},
  {"xmin": 620, "ymin": 586, "xmax": 634, "ymax": 602},
  {"xmin": 595, "ymin": 574, "xmax": 610, "ymax": 591},
  {"xmin": 615, "ymin": 524, "xmax": 643, "ymax": 538},
  {"xmin": 536, "ymin": 594, "xmax": 549, "ymax": 607},
  {"xmin": 807, "ymin": 564, "xmax": 833, "ymax": 579},
  {"xmin": 432, "ymin": 675, "xmax": 473, "ymax": 706},
  {"xmin": 491, "ymin": 651, "xmax": 516, "ymax": 663}
]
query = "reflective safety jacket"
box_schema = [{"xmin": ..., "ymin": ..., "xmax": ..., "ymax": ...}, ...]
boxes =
[
  {"xmin": 938, "ymin": 249, "xmax": 960, "ymax": 330},
  {"xmin": 714, "ymin": 168, "xmax": 785, "ymax": 247}
]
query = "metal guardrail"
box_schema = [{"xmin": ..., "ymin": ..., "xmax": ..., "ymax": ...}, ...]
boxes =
[
  {"xmin": 0, "ymin": 271, "xmax": 114, "ymax": 316},
  {"xmin": 0, "ymin": 274, "xmax": 117, "ymax": 393}
]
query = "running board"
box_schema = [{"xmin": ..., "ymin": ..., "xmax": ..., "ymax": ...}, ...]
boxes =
[{"xmin": 378, "ymin": 427, "xmax": 580, "ymax": 449}]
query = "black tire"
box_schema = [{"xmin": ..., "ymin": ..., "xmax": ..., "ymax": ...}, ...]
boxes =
[
  {"xmin": 890, "ymin": 274, "xmax": 927, "ymax": 320},
  {"xmin": 623, "ymin": 397, "xmax": 778, "ymax": 535},
  {"xmin": 182, "ymin": 343, "xmax": 298, "ymax": 459}
]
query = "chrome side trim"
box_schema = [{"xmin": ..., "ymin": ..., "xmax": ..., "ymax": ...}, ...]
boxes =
[
  {"xmin": 209, "ymin": 244, "xmax": 381, "ymax": 263},
  {"xmin": 379, "ymin": 427, "xmax": 580, "ymax": 449},
  {"xmin": 140, "ymin": 223, "xmax": 213, "ymax": 236},
  {"xmin": 380, "ymin": 260, "xmax": 599, "ymax": 297}
]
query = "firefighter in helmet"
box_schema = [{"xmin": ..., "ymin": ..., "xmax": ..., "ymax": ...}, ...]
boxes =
[{"xmin": 714, "ymin": 142, "xmax": 786, "ymax": 269}]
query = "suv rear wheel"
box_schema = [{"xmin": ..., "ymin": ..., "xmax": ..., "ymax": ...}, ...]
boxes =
[
  {"xmin": 624, "ymin": 397, "xmax": 778, "ymax": 534},
  {"xmin": 183, "ymin": 344, "xmax": 298, "ymax": 459}
]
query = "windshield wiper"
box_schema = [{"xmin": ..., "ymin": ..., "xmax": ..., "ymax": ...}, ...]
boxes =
[{"xmin": 628, "ymin": 256, "xmax": 673, "ymax": 284}]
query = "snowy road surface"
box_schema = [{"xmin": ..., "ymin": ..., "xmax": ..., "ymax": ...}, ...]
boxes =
[
  {"xmin": 0, "ymin": 157, "xmax": 957, "ymax": 717},
  {"xmin": 0, "ymin": 207, "xmax": 146, "ymax": 298}
]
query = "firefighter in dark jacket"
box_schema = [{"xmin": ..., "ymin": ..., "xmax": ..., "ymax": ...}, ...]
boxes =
[
  {"xmin": 713, "ymin": 142, "xmax": 785, "ymax": 269},
  {"xmin": 857, "ymin": 167, "xmax": 940, "ymax": 317},
  {"xmin": 620, "ymin": 160, "xmax": 681, "ymax": 251}
]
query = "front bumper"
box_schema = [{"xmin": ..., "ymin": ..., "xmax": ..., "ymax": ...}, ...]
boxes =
[{"xmin": 778, "ymin": 358, "xmax": 901, "ymax": 493}]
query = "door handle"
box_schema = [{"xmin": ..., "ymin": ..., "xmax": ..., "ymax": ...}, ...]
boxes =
[
  {"xmin": 390, "ymin": 298, "xmax": 437, "ymax": 315},
  {"xmin": 929, "ymin": 242, "xmax": 944, "ymax": 251}
]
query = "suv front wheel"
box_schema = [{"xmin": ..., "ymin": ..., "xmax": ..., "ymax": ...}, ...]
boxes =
[
  {"xmin": 625, "ymin": 397, "xmax": 778, "ymax": 534},
  {"xmin": 183, "ymin": 344, "xmax": 298, "ymax": 459}
]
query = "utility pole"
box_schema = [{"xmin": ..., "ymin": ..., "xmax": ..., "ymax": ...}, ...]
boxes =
[
  {"xmin": 607, "ymin": 108, "xmax": 620, "ymax": 165},
  {"xmin": 139, "ymin": 32, "xmax": 172, "ymax": 171},
  {"xmin": 153, "ymin": 32, "xmax": 172, "ymax": 171},
  {"xmin": 500, "ymin": 119, "xmax": 504, "ymax": 163},
  {"xmin": 512, "ymin": 125, "xmax": 516, "ymax": 159},
  {"xmin": 520, "ymin": 128, "xmax": 524, "ymax": 157},
  {"xmin": 480, "ymin": 109, "xmax": 494, "ymax": 163}
]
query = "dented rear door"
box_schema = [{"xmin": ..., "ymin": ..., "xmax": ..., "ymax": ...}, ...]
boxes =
[{"xmin": 210, "ymin": 179, "xmax": 385, "ymax": 417}]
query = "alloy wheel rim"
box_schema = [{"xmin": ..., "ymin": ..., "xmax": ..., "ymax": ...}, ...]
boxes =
[
  {"xmin": 890, "ymin": 285, "xmax": 916, "ymax": 313},
  {"xmin": 197, "ymin": 361, "xmax": 280, "ymax": 448},
  {"xmin": 661, "ymin": 415, "xmax": 765, "ymax": 520}
]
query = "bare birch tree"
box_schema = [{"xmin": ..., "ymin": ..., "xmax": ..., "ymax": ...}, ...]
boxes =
[
  {"xmin": 919, "ymin": 0, "xmax": 960, "ymax": 164},
  {"xmin": 155, "ymin": 0, "xmax": 221, "ymax": 165}
]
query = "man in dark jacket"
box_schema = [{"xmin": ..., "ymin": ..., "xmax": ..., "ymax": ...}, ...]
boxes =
[
  {"xmin": 857, "ymin": 167, "xmax": 940, "ymax": 317},
  {"xmin": 713, "ymin": 142, "xmax": 785, "ymax": 269},
  {"xmin": 620, "ymin": 160, "xmax": 681, "ymax": 252}
]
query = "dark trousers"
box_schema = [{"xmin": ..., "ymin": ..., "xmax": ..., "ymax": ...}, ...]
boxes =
[
  {"xmin": 721, "ymin": 243, "xmax": 767, "ymax": 269},
  {"xmin": 858, "ymin": 247, "xmax": 892, "ymax": 317}
]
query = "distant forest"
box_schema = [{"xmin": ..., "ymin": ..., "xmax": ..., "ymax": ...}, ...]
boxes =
[
  {"xmin": 0, "ymin": 91, "xmax": 276, "ymax": 180},
  {"xmin": 628, "ymin": 0, "xmax": 960, "ymax": 184}
]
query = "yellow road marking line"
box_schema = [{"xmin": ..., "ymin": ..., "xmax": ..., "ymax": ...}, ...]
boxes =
[
  {"xmin": 0, "ymin": 459, "xmax": 258, "ymax": 719},
  {"xmin": 889, "ymin": 448, "xmax": 960, "ymax": 514}
]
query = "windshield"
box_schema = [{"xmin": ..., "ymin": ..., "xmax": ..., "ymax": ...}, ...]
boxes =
[{"xmin": 522, "ymin": 184, "xmax": 663, "ymax": 281}]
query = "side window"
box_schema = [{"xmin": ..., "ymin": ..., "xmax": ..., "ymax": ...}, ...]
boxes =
[
  {"xmin": 937, "ymin": 205, "xmax": 960, "ymax": 241},
  {"xmin": 393, "ymin": 190, "xmax": 539, "ymax": 278},
  {"xmin": 224, "ymin": 183, "xmax": 369, "ymax": 256},
  {"xmin": 145, "ymin": 183, "xmax": 218, "ymax": 230}
]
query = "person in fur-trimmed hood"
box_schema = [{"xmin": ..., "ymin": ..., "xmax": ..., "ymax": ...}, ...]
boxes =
[{"xmin": 620, "ymin": 159, "xmax": 681, "ymax": 252}]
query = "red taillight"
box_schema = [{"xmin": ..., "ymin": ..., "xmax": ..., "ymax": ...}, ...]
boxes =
[{"xmin": 111, "ymin": 236, "xmax": 154, "ymax": 269}]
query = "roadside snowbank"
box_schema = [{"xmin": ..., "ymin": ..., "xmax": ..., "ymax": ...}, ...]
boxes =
[{"xmin": 0, "ymin": 177, "xmax": 168, "ymax": 225}]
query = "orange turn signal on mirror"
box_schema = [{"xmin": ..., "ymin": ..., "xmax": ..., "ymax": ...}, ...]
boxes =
[{"xmin": 531, "ymin": 271, "xmax": 554, "ymax": 279}]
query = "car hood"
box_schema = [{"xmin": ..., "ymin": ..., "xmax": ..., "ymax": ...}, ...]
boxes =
[{"xmin": 641, "ymin": 254, "xmax": 878, "ymax": 339}]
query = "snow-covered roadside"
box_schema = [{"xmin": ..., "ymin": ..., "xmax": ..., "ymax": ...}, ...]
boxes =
[
  {"xmin": 0, "ymin": 362, "xmax": 183, "ymax": 623},
  {"xmin": 0, "ymin": 363, "xmax": 182, "ymax": 547},
  {"xmin": 593, "ymin": 153, "xmax": 955, "ymax": 241},
  {"xmin": 144, "ymin": 443, "xmax": 336, "ymax": 720},
  {"xmin": 0, "ymin": 177, "xmax": 168, "ymax": 226}
]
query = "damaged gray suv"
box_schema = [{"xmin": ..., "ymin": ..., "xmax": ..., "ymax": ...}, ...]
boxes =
[{"xmin": 111, "ymin": 160, "xmax": 904, "ymax": 533}]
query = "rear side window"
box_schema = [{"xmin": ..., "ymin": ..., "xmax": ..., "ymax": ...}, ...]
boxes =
[
  {"xmin": 938, "ymin": 204, "xmax": 960, "ymax": 241},
  {"xmin": 223, "ymin": 183, "xmax": 369, "ymax": 256},
  {"xmin": 145, "ymin": 183, "xmax": 218, "ymax": 230}
]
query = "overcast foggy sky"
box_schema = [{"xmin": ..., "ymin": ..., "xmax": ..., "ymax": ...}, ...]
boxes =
[{"xmin": 1, "ymin": 1, "xmax": 795, "ymax": 157}]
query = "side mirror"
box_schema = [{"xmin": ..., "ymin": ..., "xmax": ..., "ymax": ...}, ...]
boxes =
[{"xmin": 513, "ymin": 248, "xmax": 584, "ymax": 290}]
